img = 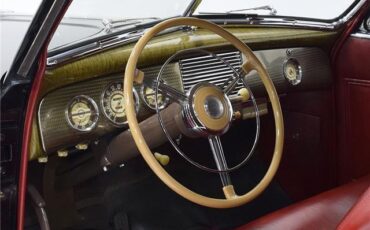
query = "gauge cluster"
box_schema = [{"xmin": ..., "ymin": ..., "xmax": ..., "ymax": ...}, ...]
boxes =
[
  {"xmin": 38, "ymin": 66, "xmax": 181, "ymax": 154},
  {"xmin": 63, "ymin": 81, "xmax": 162, "ymax": 132}
]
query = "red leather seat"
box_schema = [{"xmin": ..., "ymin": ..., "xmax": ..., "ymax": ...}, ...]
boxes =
[{"xmin": 236, "ymin": 175, "xmax": 370, "ymax": 230}]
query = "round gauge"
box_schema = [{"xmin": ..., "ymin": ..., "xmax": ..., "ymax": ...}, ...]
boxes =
[
  {"xmin": 141, "ymin": 84, "xmax": 169, "ymax": 110},
  {"xmin": 101, "ymin": 81, "xmax": 139, "ymax": 126},
  {"xmin": 66, "ymin": 95, "xmax": 99, "ymax": 132},
  {"xmin": 283, "ymin": 58, "xmax": 302, "ymax": 85}
]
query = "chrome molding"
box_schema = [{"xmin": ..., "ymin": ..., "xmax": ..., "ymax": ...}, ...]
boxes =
[
  {"xmin": 17, "ymin": 0, "xmax": 69, "ymax": 77},
  {"xmin": 351, "ymin": 32, "xmax": 370, "ymax": 39},
  {"xmin": 47, "ymin": 32, "xmax": 141, "ymax": 66},
  {"xmin": 47, "ymin": 26, "xmax": 181, "ymax": 67},
  {"xmin": 46, "ymin": 0, "xmax": 367, "ymax": 68}
]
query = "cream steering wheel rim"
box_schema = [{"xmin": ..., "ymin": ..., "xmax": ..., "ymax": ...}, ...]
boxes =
[{"xmin": 123, "ymin": 17, "xmax": 284, "ymax": 208}]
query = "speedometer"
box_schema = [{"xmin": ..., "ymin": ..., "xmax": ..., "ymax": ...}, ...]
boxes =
[
  {"xmin": 66, "ymin": 95, "xmax": 99, "ymax": 132},
  {"xmin": 101, "ymin": 81, "xmax": 139, "ymax": 126}
]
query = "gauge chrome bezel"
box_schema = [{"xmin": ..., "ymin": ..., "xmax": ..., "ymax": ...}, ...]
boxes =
[
  {"xmin": 100, "ymin": 81, "xmax": 139, "ymax": 127},
  {"xmin": 140, "ymin": 83, "xmax": 170, "ymax": 110},
  {"xmin": 283, "ymin": 58, "xmax": 302, "ymax": 86},
  {"xmin": 65, "ymin": 95, "xmax": 99, "ymax": 132}
]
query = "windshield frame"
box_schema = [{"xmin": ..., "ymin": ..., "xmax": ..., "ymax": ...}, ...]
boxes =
[
  {"xmin": 193, "ymin": 0, "xmax": 364, "ymax": 23},
  {"xmin": 46, "ymin": 0, "xmax": 367, "ymax": 68},
  {"xmin": 194, "ymin": 0, "xmax": 366, "ymax": 26}
]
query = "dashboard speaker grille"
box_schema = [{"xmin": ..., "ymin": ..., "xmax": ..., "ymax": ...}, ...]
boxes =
[{"xmin": 179, "ymin": 51, "xmax": 243, "ymax": 95}]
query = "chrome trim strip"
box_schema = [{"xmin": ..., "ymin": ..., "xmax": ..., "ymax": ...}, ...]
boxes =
[
  {"xmin": 18, "ymin": 0, "xmax": 68, "ymax": 76},
  {"xmin": 47, "ymin": 33, "xmax": 141, "ymax": 66},
  {"xmin": 46, "ymin": 0, "xmax": 367, "ymax": 68},
  {"xmin": 351, "ymin": 32, "xmax": 370, "ymax": 39},
  {"xmin": 46, "ymin": 27, "xmax": 181, "ymax": 67}
]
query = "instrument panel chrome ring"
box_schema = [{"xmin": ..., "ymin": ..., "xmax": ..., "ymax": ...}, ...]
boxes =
[
  {"xmin": 140, "ymin": 83, "xmax": 170, "ymax": 111},
  {"xmin": 100, "ymin": 81, "xmax": 140, "ymax": 127},
  {"xmin": 65, "ymin": 95, "xmax": 99, "ymax": 132},
  {"xmin": 283, "ymin": 58, "xmax": 303, "ymax": 86}
]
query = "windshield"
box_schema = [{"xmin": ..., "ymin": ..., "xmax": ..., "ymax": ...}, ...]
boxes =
[
  {"xmin": 1, "ymin": 0, "xmax": 193, "ymax": 51},
  {"xmin": 54, "ymin": 0, "xmax": 194, "ymax": 49},
  {"xmin": 195, "ymin": 0, "xmax": 357, "ymax": 20},
  {"xmin": 0, "ymin": 0, "xmax": 363, "ymax": 76},
  {"xmin": 0, "ymin": 0, "xmax": 193, "ymax": 75}
]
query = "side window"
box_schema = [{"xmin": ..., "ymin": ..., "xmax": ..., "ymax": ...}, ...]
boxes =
[{"xmin": 0, "ymin": 0, "xmax": 42, "ymax": 76}]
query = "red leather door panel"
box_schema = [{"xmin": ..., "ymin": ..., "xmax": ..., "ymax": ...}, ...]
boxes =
[{"xmin": 335, "ymin": 36, "xmax": 370, "ymax": 183}]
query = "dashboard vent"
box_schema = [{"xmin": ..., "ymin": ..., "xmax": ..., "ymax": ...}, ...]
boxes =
[{"xmin": 179, "ymin": 51, "xmax": 243, "ymax": 95}]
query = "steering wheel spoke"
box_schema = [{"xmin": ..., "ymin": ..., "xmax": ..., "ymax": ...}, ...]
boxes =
[
  {"xmin": 208, "ymin": 135, "xmax": 239, "ymax": 199},
  {"xmin": 155, "ymin": 80, "xmax": 188, "ymax": 104},
  {"xmin": 208, "ymin": 135, "xmax": 232, "ymax": 186},
  {"xmin": 223, "ymin": 185, "xmax": 237, "ymax": 199},
  {"xmin": 223, "ymin": 61, "xmax": 254, "ymax": 95}
]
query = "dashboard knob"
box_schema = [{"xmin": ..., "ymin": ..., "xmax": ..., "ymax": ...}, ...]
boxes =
[{"xmin": 154, "ymin": 152, "xmax": 170, "ymax": 166}]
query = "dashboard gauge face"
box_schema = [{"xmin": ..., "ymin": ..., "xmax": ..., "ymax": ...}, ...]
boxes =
[
  {"xmin": 140, "ymin": 84, "xmax": 169, "ymax": 110},
  {"xmin": 101, "ymin": 81, "xmax": 139, "ymax": 126},
  {"xmin": 283, "ymin": 58, "xmax": 302, "ymax": 85},
  {"xmin": 66, "ymin": 95, "xmax": 99, "ymax": 132}
]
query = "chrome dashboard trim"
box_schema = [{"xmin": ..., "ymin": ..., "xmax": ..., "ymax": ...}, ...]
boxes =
[{"xmin": 46, "ymin": 0, "xmax": 367, "ymax": 68}]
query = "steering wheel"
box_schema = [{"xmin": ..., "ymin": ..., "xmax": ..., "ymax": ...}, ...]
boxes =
[{"xmin": 123, "ymin": 17, "xmax": 284, "ymax": 208}]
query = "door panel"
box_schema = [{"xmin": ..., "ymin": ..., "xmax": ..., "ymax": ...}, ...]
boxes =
[{"xmin": 336, "ymin": 36, "xmax": 370, "ymax": 183}]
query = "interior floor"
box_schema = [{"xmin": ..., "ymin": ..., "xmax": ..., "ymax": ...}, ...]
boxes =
[{"xmin": 26, "ymin": 120, "xmax": 292, "ymax": 230}]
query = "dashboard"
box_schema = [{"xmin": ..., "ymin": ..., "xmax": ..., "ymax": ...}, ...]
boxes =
[{"xmin": 38, "ymin": 47, "xmax": 332, "ymax": 154}]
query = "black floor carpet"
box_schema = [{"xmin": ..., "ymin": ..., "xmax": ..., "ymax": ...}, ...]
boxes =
[{"xmin": 72, "ymin": 121, "xmax": 292, "ymax": 230}]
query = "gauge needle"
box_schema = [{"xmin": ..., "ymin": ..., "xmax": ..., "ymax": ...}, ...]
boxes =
[{"xmin": 72, "ymin": 111, "xmax": 91, "ymax": 116}]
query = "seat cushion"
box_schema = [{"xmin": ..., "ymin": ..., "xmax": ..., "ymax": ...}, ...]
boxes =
[
  {"xmin": 236, "ymin": 175, "xmax": 370, "ymax": 230},
  {"xmin": 337, "ymin": 186, "xmax": 370, "ymax": 230}
]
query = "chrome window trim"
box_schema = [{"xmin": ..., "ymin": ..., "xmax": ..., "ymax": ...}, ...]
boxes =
[
  {"xmin": 18, "ymin": 0, "xmax": 69, "ymax": 77},
  {"xmin": 351, "ymin": 32, "xmax": 370, "ymax": 39},
  {"xmin": 46, "ymin": 0, "xmax": 367, "ymax": 68}
]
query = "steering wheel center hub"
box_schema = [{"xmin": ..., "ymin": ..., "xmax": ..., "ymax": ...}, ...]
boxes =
[
  {"xmin": 185, "ymin": 83, "xmax": 233, "ymax": 136},
  {"xmin": 204, "ymin": 95, "xmax": 225, "ymax": 119}
]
